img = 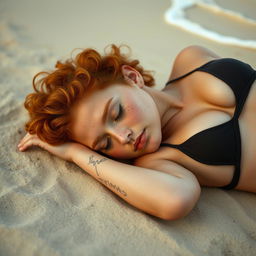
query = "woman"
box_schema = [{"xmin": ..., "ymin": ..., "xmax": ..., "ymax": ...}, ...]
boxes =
[{"xmin": 17, "ymin": 44, "xmax": 256, "ymax": 220}]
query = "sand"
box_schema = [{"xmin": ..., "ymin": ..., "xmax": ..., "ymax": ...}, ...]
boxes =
[{"xmin": 0, "ymin": 0, "xmax": 256, "ymax": 255}]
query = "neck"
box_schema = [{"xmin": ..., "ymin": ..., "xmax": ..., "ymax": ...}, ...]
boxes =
[{"xmin": 142, "ymin": 85, "xmax": 184, "ymax": 129}]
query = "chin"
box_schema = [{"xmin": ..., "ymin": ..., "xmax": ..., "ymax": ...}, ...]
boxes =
[{"xmin": 148, "ymin": 135, "xmax": 162, "ymax": 153}]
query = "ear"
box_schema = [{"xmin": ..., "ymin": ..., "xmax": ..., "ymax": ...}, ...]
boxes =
[{"xmin": 121, "ymin": 65, "xmax": 144, "ymax": 88}]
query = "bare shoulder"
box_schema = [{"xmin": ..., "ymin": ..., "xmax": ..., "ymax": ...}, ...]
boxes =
[
  {"xmin": 134, "ymin": 149, "xmax": 198, "ymax": 181},
  {"xmin": 168, "ymin": 45, "xmax": 221, "ymax": 81}
]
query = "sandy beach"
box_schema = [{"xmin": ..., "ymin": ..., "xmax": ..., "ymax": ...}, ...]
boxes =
[{"xmin": 0, "ymin": 0, "xmax": 256, "ymax": 255}]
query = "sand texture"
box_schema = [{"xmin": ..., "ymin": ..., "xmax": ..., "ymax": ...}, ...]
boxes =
[{"xmin": 1, "ymin": 0, "xmax": 256, "ymax": 255}]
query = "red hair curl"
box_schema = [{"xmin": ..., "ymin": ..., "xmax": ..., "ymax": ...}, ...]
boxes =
[{"xmin": 24, "ymin": 44, "xmax": 155, "ymax": 145}]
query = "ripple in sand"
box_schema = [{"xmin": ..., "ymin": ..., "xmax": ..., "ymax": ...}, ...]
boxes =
[
  {"xmin": 0, "ymin": 191, "xmax": 45, "ymax": 227},
  {"xmin": 16, "ymin": 165, "xmax": 58, "ymax": 196},
  {"xmin": 0, "ymin": 227, "xmax": 60, "ymax": 256},
  {"xmin": 0, "ymin": 161, "xmax": 58, "ymax": 197},
  {"xmin": 56, "ymin": 177, "xmax": 87, "ymax": 208},
  {"xmin": 0, "ymin": 167, "xmax": 34, "ymax": 197},
  {"xmin": 0, "ymin": 95, "xmax": 23, "ymax": 123}
]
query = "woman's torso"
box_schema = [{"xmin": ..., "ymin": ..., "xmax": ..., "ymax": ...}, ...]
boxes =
[{"xmin": 158, "ymin": 58, "xmax": 256, "ymax": 192}]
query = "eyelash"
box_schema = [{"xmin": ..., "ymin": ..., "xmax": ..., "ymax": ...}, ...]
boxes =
[
  {"xmin": 103, "ymin": 104, "xmax": 124, "ymax": 151},
  {"xmin": 114, "ymin": 104, "xmax": 123, "ymax": 121},
  {"xmin": 104, "ymin": 136, "xmax": 112, "ymax": 151}
]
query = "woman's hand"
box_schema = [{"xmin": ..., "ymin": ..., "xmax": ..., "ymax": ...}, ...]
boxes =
[{"xmin": 17, "ymin": 133, "xmax": 84, "ymax": 162}]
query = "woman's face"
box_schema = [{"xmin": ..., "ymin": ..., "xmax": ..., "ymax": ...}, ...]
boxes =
[{"xmin": 70, "ymin": 79, "xmax": 162, "ymax": 159}]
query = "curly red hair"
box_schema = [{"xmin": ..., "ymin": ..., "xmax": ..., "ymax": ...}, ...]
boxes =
[{"xmin": 24, "ymin": 44, "xmax": 155, "ymax": 145}]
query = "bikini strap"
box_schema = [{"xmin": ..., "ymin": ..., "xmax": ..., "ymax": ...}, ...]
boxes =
[{"xmin": 165, "ymin": 59, "xmax": 216, "ymax": 86}]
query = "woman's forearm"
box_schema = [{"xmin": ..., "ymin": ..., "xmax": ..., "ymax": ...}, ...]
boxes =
[
  {"xmin": 71, "ymin": 145, "xmax": 190, "ymax": 219},
  {"xmin": 18, "ymin": 133, "xmax": 198, "ymax": 220}
]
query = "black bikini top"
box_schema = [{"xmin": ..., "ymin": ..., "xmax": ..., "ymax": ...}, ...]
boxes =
[{"xmin": 160, "ymin": 58, "xmax": 256, "ymax": 189}]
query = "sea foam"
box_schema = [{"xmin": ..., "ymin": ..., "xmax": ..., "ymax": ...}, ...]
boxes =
[{"xmin": 165, "ymin": 0, "xmax": 256, "ymax": 49}]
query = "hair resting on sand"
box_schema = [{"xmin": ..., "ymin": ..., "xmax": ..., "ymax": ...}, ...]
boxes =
[{"xmin": 24, "ymin": 44, "xmax": 155, "ymax": 145}]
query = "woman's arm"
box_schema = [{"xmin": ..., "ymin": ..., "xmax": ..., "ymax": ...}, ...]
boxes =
[
  {"xmin": 71, "ymin": 145, "xmax": 200, "ymax": 220},
  {"xmin": 18, "ymin": 133, "xmax": 200, "ymax": 220}
]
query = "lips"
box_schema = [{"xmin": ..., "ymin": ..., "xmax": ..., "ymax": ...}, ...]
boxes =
[{"xmin": 134, "ymin": 129, "xmax": 146, "ymax": 151}]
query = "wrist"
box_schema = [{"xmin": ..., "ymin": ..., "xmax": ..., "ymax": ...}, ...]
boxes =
[{"xmin": 70, "ymin": 143, "xmax": 91, "ymax": 163}]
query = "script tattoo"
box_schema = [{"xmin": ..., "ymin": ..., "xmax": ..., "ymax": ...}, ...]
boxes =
[
  {"xmin": 88, "ymin": 155, "xmax": 107, "ymax": 176},
  {"xmin": 98, "ymin": 177, "xmax": 128, "ymax": 197}
]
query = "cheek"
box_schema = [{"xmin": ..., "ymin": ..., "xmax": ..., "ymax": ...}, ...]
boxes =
[
  {"xmin": 124, "ymin": 97, "xmax": 145, "ymax": 123},
  {"xmin": 109, "ymin": 146, "xmax": 132, "ymax": 158},
  {"xmin": 126, "ymin": 107, "xmax": 142, "ymax": 123},
  {"xmin": 107, "ymin": 144, "xmax": 138, "ymax": 159}
]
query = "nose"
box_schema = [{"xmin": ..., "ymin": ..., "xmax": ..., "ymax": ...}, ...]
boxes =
[{"xmin": 107, "ymin": 125, "xmax": 133, "ymax": 144}]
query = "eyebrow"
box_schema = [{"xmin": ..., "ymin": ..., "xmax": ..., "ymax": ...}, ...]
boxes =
[{"xmin": 91, "ymin": 97, "xmax": 114, "ymax": 149}]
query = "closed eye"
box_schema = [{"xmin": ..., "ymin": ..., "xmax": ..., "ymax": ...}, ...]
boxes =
[
  {"xmin": 114, "ymin": 104, "xmax": 123, "ymax": 121},
  {"xmin": 102, "ymin": 104, "xmax": 123, "ymax": 151},
  {"xmin": 103, "ymin": 136, "xmax": 112, "ymax": 151}
]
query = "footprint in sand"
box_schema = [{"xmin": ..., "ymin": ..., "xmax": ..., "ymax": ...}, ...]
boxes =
[
  {"xmin": 0, "ymin": 191, "xmax": 45, "ymax": 227},
  {"xmin": 0, "ymin": 226, "xmax": 60, "ymax": 256},
  {"xmin": 0, "ymin": 90, "xmax": 24, "ymax": 126},
  {"xmin": 16, "ymin": 165, "xmax": 58, "ymax": 196},
  {"xmin": 0, "ymin": 165, "xmax": 58, "ymax": 197}
]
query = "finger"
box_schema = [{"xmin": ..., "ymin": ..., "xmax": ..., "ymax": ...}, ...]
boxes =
[
  {"xmin": 18, "ymin": 133, "xmax": 33, "ymax": 145},
  {"xmin": 18, "ymin": 137, "xmax": 33, "ymax": 151},
  {"xmin": 18, "ymin": 135, "xmax": 39, "ymax": 151},
  {"xmin": 18, "ymin": 140, "xmax": 31, "ymax": 151},
  {"xmin": 18, "ymin": 135, "xmax": 31, "ymax": 149},
  {"xmin": 18, "ymin": 133, "xmax": 37, "ymax": 146}
]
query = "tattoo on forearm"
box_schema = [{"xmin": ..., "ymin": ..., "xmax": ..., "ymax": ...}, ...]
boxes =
[
  {"xmin": 88, "ymin": 155, "xmax": 127, "ymax": 197},
  {"xmin": 88, "ymin": 155, "xmax": 107, "ymax": 176},
  {"xmin": 98, "ymin": 177, "xmax": 127, "ymax": 197}
]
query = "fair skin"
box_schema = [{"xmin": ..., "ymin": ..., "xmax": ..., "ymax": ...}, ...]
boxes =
[
  {"xmin": 69, "ymin": 65, "xmax": 184, "ymax": 160},
  {"xmin": 18, "ymin": 45, "xmax": 256, "ymax": 220}
]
